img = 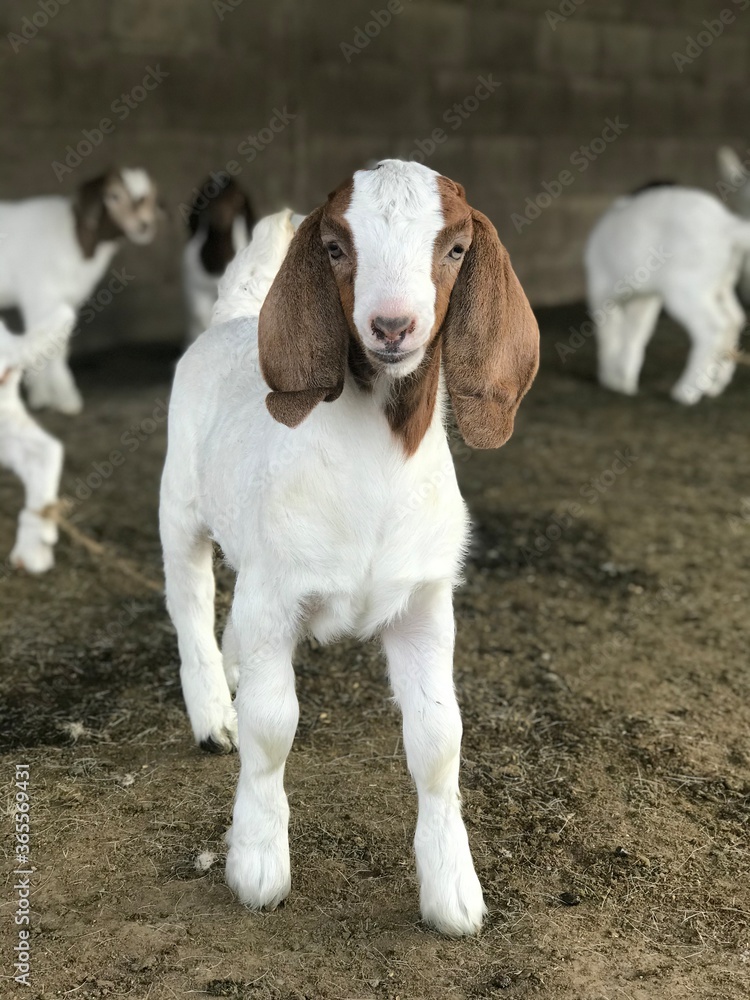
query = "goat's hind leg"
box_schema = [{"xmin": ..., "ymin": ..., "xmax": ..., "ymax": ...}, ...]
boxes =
[
  {"xmin": 161, "ymin": 504, "xmax": 237, "ymax": 752},
  {"xmin": 704, "ymin": 286, "xmax": 745, "ymax": 398},
  {"xmin": 667, "ymin": 293, "xmax": 736, "ymax": 405},
  {"xmin": 596, "ymin": 297, "xmax": 660, "ymax": 396}
]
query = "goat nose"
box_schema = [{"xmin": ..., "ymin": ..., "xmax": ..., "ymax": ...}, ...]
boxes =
[{"xmin": 371, "ymin": 315, "xmax": 415, "ymax": 343}]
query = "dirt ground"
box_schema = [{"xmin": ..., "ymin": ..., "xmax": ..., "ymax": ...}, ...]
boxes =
[{"xmin": 2, "ymin": 307, "xmax": 750, "ymax": 1000}]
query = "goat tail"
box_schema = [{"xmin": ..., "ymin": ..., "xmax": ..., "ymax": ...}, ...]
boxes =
[{"xmin": 212, "ymin": 208, "xmax": 306, "ymax": 324}]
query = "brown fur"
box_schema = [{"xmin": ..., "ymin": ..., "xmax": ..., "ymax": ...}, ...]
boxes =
[
  {"xmin": 74, "ymin": 171, "xmax": 125, "ymax": 259},
  {"xmin": 441, "ymin": 209, "xmax": 539, "ymax": 449},
  {"xmin": 188, "ymin": 178, "xmax": 256, "ymax": 276},
  {"xmin": 259, "ymin": 171, "xmax": 539, "ymax": 454},
  {"xmin": 258, "ymin": 204, "xmax": 352, "ymax": 428}
]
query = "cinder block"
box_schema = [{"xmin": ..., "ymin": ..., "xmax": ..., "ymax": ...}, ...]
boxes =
[
  {"xmin": 503, "ymin": 73, "xmax": 570, "ymax": 135},
  {"xmin": 468, "ymin": 11, "xmax": 537, "ymax": 74},
  {"xmin": 536, "ymin": 19, "xmax": 600, "ymax": 76},
  {"xmin": 110, "ymin": 0, "xmax": 220, "ymax": 55},
  {"xmin": 598, "ymin": 23, "xmax": 653, "ymax": 77}
]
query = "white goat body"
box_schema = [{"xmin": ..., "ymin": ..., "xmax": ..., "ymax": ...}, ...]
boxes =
[
  {"xmin": 0, "ymin": 168, "xmax": 158, "ymax": 414},
  {"xmin": 586, "ymin": 186, "xmax": 750, "ymax": 404},
  {"xmin": 0, "ymin": 306, "xmax": 75, "ymax": 572},
  {"xmin": 160, "ymin": 161, "xmax": 539, "ymax": 936}
]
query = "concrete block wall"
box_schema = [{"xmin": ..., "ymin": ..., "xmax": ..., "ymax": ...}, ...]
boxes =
[{"xmin": 1, "ymin": 0, "xmax": 748, "ymax": 348}]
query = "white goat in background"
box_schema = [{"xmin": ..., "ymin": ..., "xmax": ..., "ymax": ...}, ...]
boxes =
[
  {"xmin": 586, "ymin": 185, "xmax": 750, "ymax": 404},
  {"xmin": 160, "ymin": 160, "xmax": 539, "ymax": 935},
  {"xmin": 0, "ymin": 168, "xmax": 159, "ymax": 415},
  {"xmin": 0, "ymin": 307, "xmax": 75, "ymax": 573}
]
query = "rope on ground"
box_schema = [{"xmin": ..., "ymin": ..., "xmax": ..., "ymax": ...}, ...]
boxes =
[{"xmin": 42, "ymin": 499, "xmax": 164, "ymax": 595}]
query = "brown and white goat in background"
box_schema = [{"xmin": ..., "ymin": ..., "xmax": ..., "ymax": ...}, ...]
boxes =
[
  {"xmin": 0, "ymin": 168, "xmax": 159, "ymax": 415},
  {"xmin": 182, "ymin": 176, "xmax": 255, "ymax": 343}
]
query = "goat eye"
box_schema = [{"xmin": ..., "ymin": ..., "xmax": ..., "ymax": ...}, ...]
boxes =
[
  {"xmin": 448, "ymin": 245, "xmax": 465, "ymax": 260},
  {"xmin": 326, "ymin": 242, "xmax": 343, "ymax": 260}
]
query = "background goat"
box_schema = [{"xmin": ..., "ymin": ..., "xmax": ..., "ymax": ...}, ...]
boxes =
[
  {"xmin": 183, "ymin": 175, "xmax": 255, "ymax": 343},
  {"xmin": 585, "ymin": 185, "xmax": 750, "ymax": 404},
  {"xmin": 160, "ymin": 160, "xmax": 539, "ymax": 936},
  {"xmin": 0, "ymin": 168, "xmax": 159, "ymax": 415},
  {"xmin": 0, "ymin": 306, "xmax": 75, "ymax": 572}
]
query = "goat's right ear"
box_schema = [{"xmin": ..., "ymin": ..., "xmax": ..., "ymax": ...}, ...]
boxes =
[
  {"xmin": 258, "ymin": 206, "xmax": 350, "ymax": 428},
  {"xmin": 74, "ymin": 173, "xmax": 108, "ymax": 259}
]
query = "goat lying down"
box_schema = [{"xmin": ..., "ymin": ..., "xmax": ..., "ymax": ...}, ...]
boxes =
[
  {"xmin": 586, "ymin": 185, "xmax": 750, "ymax": 404},
  {"xmin": 0, "ymin": 168, "xmax": 159, "ymax": 415},
  {"xmin": 0, "ymin": 307, "xmax": 75, "ymax": 572},
  {"xmin": 160, "ymin": 161, "xmax": 539, "ymax": 935}
]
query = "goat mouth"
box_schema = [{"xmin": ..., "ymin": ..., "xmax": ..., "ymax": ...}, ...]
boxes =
[{"xmin": 368, "ymin": 348, "xmax": 418, "ymax": 365}]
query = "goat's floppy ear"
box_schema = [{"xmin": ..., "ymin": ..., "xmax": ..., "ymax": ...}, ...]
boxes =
[
  {"xmin": 441, "ymin": 209, "xmax": 539, "ymax": 449},
  {"xmin": 74, "ymin": 174, "xmax": 107, "ymax": 259},
  {"xmin": 259, "ymin": 206, "xmax": 349, "ymax": 428}
]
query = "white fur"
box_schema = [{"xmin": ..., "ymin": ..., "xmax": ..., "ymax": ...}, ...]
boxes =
[
  {"xmin": 0, "ymin": 306, "xmax": 74, "ymax": 572},
  {"xmin": 0, "ymin": 169, "xmax": 157, "ymax": 414},
  {"xmin": 183, "ymin": 214, "xmax": 251, "ymax": 343},
  {"xmin": 585, "ymin": 186, "xmax": 750, "ymax": 404},
  {"xmin": 160, "ymin": 164, "xmax": 486, "ymax": 936}
]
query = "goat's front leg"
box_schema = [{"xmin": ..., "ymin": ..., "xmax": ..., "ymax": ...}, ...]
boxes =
[
  {"xmin": 0, "ymin": 409, "xmax": 63, "ymax": 573},
  {"xmin": 383, "ymin": 582, "xmax": 486, "ymax": 936},
  {"xmin": 22, "ymin": 303, "xmax": 82, "ymax": 416},
  {"xmin": 225, "ymin": 578, "xmax": 299, "ymax": 911}
]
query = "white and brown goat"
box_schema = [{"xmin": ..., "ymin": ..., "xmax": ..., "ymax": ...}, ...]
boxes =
[
  {"xmin": 160, "ymin": 160, "xmax": 539, "ymax": 935},
  {"xmin": 182, "ymin": 176, "xmax": 255, "ymax": 343},
  {"xmin": 0, "ymin": 168, "xmax": 159, "ymax": 414}
]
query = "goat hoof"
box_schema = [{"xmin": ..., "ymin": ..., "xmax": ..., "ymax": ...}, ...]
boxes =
[
  {"xmin": 225, "ymin": 836, "xmax": 291, "ymax": 911},
  {"xmin": 10, "ymin": 544, "xmax": 54, "ymax": 574},
  {"xmin": 670, "ymin": 384, "xmax": 701, "ymax": 406},
  {"xmin": 199, "ymin": 733, "xmax": 237, "ymax": 754}
]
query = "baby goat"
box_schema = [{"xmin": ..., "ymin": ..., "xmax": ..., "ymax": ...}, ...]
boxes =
[
  {"xmin": 0, "ymin": 307, "xmax": 75, "ymax": 572},
  {"xmin": 160, "ymin": 160, "xmax": 539, "ymax": 936},
  {"xmin": 586, "ymin": 185, "xmax": 750, "ymax": 404},
  {"xmin": 0, "ymin": 168, "xmax": 159, "ymax": 415},
  {"xmin": 183, "ymin": 176, "xmax": 255, "ymax": 343}
]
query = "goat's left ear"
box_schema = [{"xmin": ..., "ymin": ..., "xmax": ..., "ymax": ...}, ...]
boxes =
[
  {"xmin": 259, "ymin": 206, "xmax": 350, "ymax": 428},
  {"xmin": 441, "ymin": 209, "xmax": 539, "ymax": 449}
]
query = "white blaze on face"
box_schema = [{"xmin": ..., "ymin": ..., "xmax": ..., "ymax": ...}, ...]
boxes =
[
  {"xmin": 345, "ymin": 160, "xmax": 444, "ymax": 370},
  {"xmin": 120, "ymin": 167, "xmax": 153, "ymax": 201},
  {"xmin": 112, "ymin": 168, "xmax": 158, "ymax": 245}
]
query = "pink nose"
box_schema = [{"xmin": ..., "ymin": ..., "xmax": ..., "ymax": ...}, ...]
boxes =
[{"xmin": 370, "ymin": 315, "xmax": 416, "ymax": 345}]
